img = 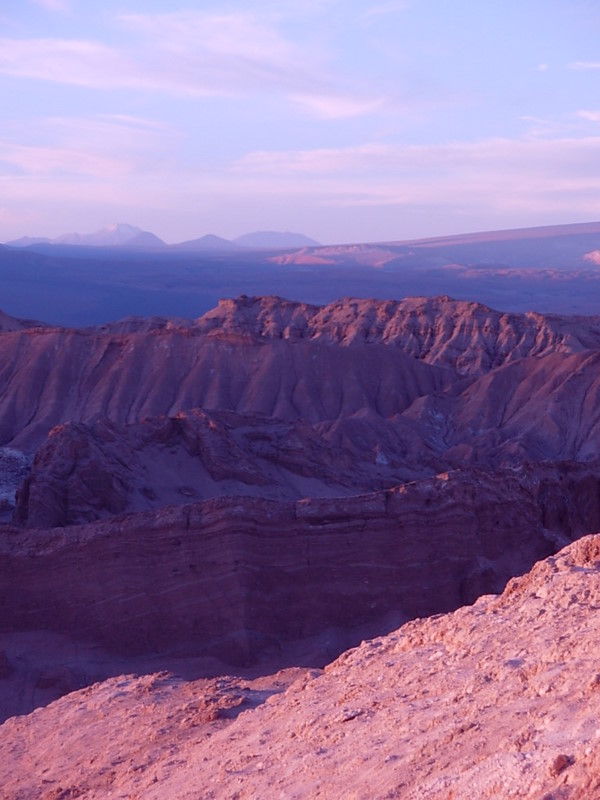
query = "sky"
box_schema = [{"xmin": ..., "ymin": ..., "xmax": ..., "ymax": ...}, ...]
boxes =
[{"xmin": 1, "ymin": 0, "xmax": 600, "ymax": 244}]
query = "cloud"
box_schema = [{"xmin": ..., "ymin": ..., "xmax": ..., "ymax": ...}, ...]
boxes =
[
  {"xmin": 236, "ymin": 135, "xmax": 600, "ymax": 177},
  {"xmin": 230, "ymin": 135, "xmax": 600, "ymax": 220},
  {"xmin": 117, "ymin": 10, "xmax": 376, "ymax": 115},
  {"xmin": 568, "ymin": 61, "xmax": 600, "ymax": 70},
  {"xmin": 121, "ymin": 10, "xmax": 328, "ymax": 101},
  {"xmin": 117, "ymin": 11, "xmax": 311, "ymax": 88},
  {"xmin": 234, "ymin": 142, "xmax": 392, "ymax": 175},
  {"xmin": 362, "ymin": 2, "xmax": 409, "ymax": 19},
  {"xmin": 4, "ymin": 130, "xmax": 600, "ymax": 244},
  {"xmin": 0, "ymin": 12, "xmax": 384, "ymax": 119},
  {"xmin": 0, "ymin": 113, "xmax": 185, "ymax": 239},
  {"xmin": 0, "ymin": 140, "xmax": 129, "ymax": 178},
  {"xmin": 0, "ymin": 32, "xmax": 286, "ymax": 97},
  {"xmin": 0, "ymin": 114, "xmax": 178, "ymax": 178},
  {"xmin": 0, "ymin": 38, "xmax": 137, "ymax": 89},
  {"xmin": 290, "ymin": 92, "xmax": 385, "ymax": 119},
  {"xmin": 577, "ymin": 110, "xmax": 600, "ymax": 122},
  {"xmin": 29, "ymin": 0, "xmax": 68, "ymax": 10}
]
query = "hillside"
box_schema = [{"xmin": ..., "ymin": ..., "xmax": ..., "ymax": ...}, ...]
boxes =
[{"xmin": 3, "ymin": 533, "xmax": 600, "ymax": 799}]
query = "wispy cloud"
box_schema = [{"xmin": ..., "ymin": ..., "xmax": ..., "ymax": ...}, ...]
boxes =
[
  {"xmin": 29, "ymin": 0, "xmax": 68, "ymax": 11},
  {"xmin": 118, "ymin": 11, "xmax": 312, "ymax": 90},
  {"xmin": 3, "ymin": 130, "xmax": 600, "ymax": 243},
  {"xmin": 118, "ymin": 10, "xmax": 381, "ymax": 116},
  {"xmin": 0, "ymin": 32, "xmax": 294, "ymax": 97},
  {"xmin": 362, "ymin": 2, "xmax": 409, "ymax": 19},
  {"xmin": 577, "ymin": 110, "xmax": 600, "ymax": 122},
  {"xmin": 0, "ymin": 13, "xmax": 383, "ymax": 119},
  {"xmin": 0, "ymin": 114, "xmax": 177, "ymax": 178},
  {"xmin": 230, "ymin": 135, "xmax": 600, "ymax": 219},
  {"xmin": 234, "ymin": 142, "xmax": 392, "ymax": 175},
  {"xmin": 0, "ymin": 140, "xmax": 128, "ymax": 177},
  {"xmin": 290, "ymin": 92, "xmax": 385, "ymax": 119},
  {"xmin": 0, "ymin": 38, "xmax": 136, "ymax": 89},
  {"xmin": 568, "ymin": 61, "xmax": 600, "ymax": 70}
]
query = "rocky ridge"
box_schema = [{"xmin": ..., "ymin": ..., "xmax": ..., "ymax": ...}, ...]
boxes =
[
  {"xmin": 11, "ymin": 314, "xmax": 600, "ymax": 527},
  {"xmin": 196, "ymin": 295, "xmax": 600, "ymax": 373},
  {"xmin": 13, "ymin": 408, "xmax": 406, "ymax": 528},
  {"xmin": 4, "ymin": 533, "xmax": 600, "ymax": 799},
  {"xmin": 0, "ymin": 320, "xmax": 450, "ymax": 450}
]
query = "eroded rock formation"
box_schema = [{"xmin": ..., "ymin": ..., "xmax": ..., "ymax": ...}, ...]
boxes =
[
  {"xmin": 3, "ymin": 463, "xmax": 600, "ymax": 664},
  {"xmin": 2, "ymin": 295, "xmax": 600, "ymax": 450},
  {"xmin": 4, "ymin": 533, "xmax": 600, "ymax": 799},
  {"xmin": 1, "ymin": 293, "xmax": 600, "ymax": 768}
]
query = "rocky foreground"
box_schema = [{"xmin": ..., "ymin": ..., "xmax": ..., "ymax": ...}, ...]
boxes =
[{"xmin": 3, "ymin": 533, "xmax": 600, "ymax": 799}]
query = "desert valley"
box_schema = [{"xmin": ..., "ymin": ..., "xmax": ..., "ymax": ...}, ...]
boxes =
[
  {"xmin": 1, "ymin": 222, "xmax": 600, "ymax": 797},
  {"xmin": 4, "ymin": 0, "xmax": 600, "ymax": 794}
]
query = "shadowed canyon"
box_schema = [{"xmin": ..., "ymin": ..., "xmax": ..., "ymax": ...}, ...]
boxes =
[{"xmin": 2, "ymin": 289, "xmax": 600, "ymax": 798}]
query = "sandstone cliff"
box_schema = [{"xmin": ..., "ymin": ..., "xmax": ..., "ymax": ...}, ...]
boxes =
[
  {"xmin": 3, "ymin": 462, "xmax": 600, "ymax": 665},
  {"xmin": 196, "ymin": 295, "xmax": 600, "ymax": 373}
]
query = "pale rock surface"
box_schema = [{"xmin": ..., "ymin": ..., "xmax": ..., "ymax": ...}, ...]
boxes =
[
  {"xmin": 4, "ymin": 534, "xmax": 600, "ymax": 799},
  {"xmin": 272, "ymin": 243, "xmax": 400, "ymax": 266}
]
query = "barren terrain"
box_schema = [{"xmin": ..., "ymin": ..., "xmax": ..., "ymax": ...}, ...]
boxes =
[
  {"xmin": 4, "ymin": 534, "xmax": 600, "ymax": 799},
  {"xmin": 1, "ymin": 290, "xmax": 600, "ymax": 797}
]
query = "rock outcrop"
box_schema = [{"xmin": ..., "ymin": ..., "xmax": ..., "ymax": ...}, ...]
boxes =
[
  {"xmin": 196, "ymin": 295, "xmax": 600, "ymax": 373},
  {"xmin": 13, "ymin": 345, "xmax": 600, "ymax": 526},
  {"xmin": 3, "ymin": 463, "xmax": 600, "ymax": 665},
  {"xmin": 403, "ymin": 348, "xmax": 600, "ymax": 465},
  {"xmin": 2, "ymin": 295, "xmax": 600, "ymax": 450},
  {"xmin": 4, "ymin": 533, "xmax": 600, "ymax": 799},
  {"xmin": 2, "ymin": 292, "xmax": 600, "ymax": 765},
  {"xmin": 13, "ymin": 409, "xmax": 380, "ymax": 528},
  {"xmin": 0, "ymin": 323, "xmax": 451, "ymax": 449}
]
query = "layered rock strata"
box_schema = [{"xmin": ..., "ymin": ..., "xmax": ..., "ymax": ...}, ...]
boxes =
[
  {"xmin": 4, "ymin": 533, "xmax": 600, "ymax": 799},
  {"xmin": 2, "ymin": 463, "xmax": 599, "ymax": 666},
  {"xmin": 13, "ymin": 408, "xmax": 411, "ymax": 528}
]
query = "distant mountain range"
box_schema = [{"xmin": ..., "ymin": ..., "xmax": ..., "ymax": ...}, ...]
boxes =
[
  {"xmin": 234, "ymin": 231, "xmax": 321, "ymax": 249},
  {"xmin": 2, "ymin": 219, "xmax": 600, "ymax": 326},
  {"xmin": 4, "ymin": 224, "xmax": 321, "ymax": 252}
]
